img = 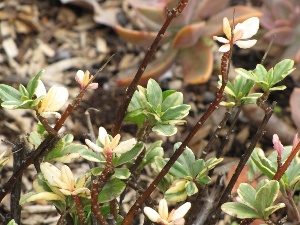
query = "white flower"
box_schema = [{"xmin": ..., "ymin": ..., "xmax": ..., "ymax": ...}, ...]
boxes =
[
  {"xmin": 144, "ymin": 198, "xmax": 191, "ymax": 225},
  {"xmin": 75, "ymin": 70, "xmax": 98, "ymax": 90},
  {"xmin": 85, "ymin": 126, "xmax": 136, "ymax": 154},
  {"xmin": 213, "ymin": 17, "xmax": 259, "ymax": 52},
  {"xmin": 36, "ymin": 81, "xmax": 68, "ymax": 118},
  {"xmin": 40, "ymin": 163, "xmax": 90, "ymax": 197}
]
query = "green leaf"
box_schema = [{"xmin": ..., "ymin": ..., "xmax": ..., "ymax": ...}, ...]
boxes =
[
  {"xmin": 147, "ymin": 79, "xmax": 162, "ymax": 108},
  {"xmin": 255, "ymin": 180, "xmax": 279, "ymax": 213},
  {"xmin": 161, "ymin": 92, "xmax": 183, "ymax": 112},
  {"xmin": 192, "ymin": 159, "xmax": 205, "ymax": 177},
  {"xmin": 19, "ymin": 84, "xmax": 29, "ymax": 97},
  {"xmin": 29, "ymin": 131, "xmax": 43, "ymax": 147},
  {"xmin": 19, "ymin": 191, "xmax": 65, "ymax": 205},
  {"xmin": 46, "ymin": 141, "xmax": 86, "ymax": 163},
  {"xmin": 124, "ymin": 109, "xmax": 147, "ymax": 127},
  {"xmin": 162, "ymin": 90, "xmax": 176, "ymax": 100},
  {"xmin": 78, "ymin": 149, "xmax": 104, "ymax": 163},
  {"xmin": 263, "ymin": 203, "xmax": 285, "ymax": 218},
  {"xmin": 164, "ymin": 180, "xmax": 188, "ymax": 202},
  {"xmin": 185, "ymin": 181, "xmax": 198, "ymax": 196},
  {"xmin": 0, "ymin": 84, "xmax": 21, "ymax": 102},
  {"xmin": 98, "ymin": 178, "xmax": 126, "ymax": 203},
  {"xmin": 195, "ymin": 175, "xmax": 211, "ymax": 185},
  {"xmin": 114, "ymin": 168, "xmax": 130, "ymax": 179},
  {"xmin": 127, "ymin": 90, "xmax": 142, "ymax": 112},
  {"xmin": 112, "ymin": 142, "xmax": 144, "ymax": 166},
  {"xmin": 254, "ymin": 64, "xmax": 267, "ymax": 81},
  {"xmin": 143, "ymin": 141, "xmax": 164, "ymax": 166},
  {"xmin": 174, "ymin": 142, "xmax": 195, "ymax": 176},
  {"xmin": 152, "ymin": 124, "xmax": 177, "ymax": 136},
  {"xmin": 168, "ymin": 161, "xmax": 191, "ymax": 178},
  {"xmin": 161, "ymin": 104, "xmax": 190, "ymax": 121},
  {"xmin": 7, "ymin": 219, "xmax": 18, "ymax": 225},
  {"xmin": 269, "ymin": 86, "xmax": 286, "ymax": 92},
  {"xmin": 271, "ymin": 59, "xmax": 294, "ymax": 85},
  {"xmin": 235, "ymin": 68, "xmax": 254, "ymax": 80},
  {"xmin": 27, "ymin": 70, "xmax": 44, "ymax": 98},
  {"xmin": 221, "ymin": 202, "xmax": 261, "ymax": 219},
  {"xmin": 237, "ymin": 183, "xmax": 257, "ymax": 209},
  {"xmin": 1, "ymin": 100, "xmax": 22, "ymax": 109}
]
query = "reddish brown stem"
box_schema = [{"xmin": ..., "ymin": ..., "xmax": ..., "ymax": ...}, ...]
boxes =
[
  {"xmin": 91, "ymin": 180, "xmax": 107, "ymax": 225},
  {"xmin": 273, "ymin": 141, "xmax": 300, "ymax": 181},
  {"xmin": 91, "ymin": 150, "xmax": 113, "ymax": 224},
  {"xmin": 111, "ymin": 0, "xmax": 189, "ymax": 137},
  {"xmin": 73, "ymin": 195, "xmax": 88, "ymax": 225},
  {"xmin": 121, "ymin": 49, "xmax": 231, "ymax": 225}
]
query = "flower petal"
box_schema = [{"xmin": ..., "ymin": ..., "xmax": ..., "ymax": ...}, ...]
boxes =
[
  {"xmin": 213, "ymin": 36, "xmax": 229, "ymax": 44},
  {"xmin": 40, "ymin": 112, "xmax": 62, "ymax": 118},
  {"xmin": 218, "ymin": 44, "xmax": 230, "ymax": 52},
  {"xmin": 223, "ymin": 17, "xmax": 231, "ymax": 40},
  {"xmin": 144, "ymin": 207, "xmax": 161, "ymax": 222},
  {"xmin": 158, "ymin": 198, "xmax": 169, "ymax": 220},
  {"xmin": 75, "ymin": 70, "xmax": 85, "ymax": 83},
  {"xmin": 235, "ymin": 39, "xmax": 257, "ymax": 49},
  {"xmin": 113, "ymin": 138, "xmax": 137, "ymax": 154},
  {"xmin": 110, "ymin": 134, "xmax": 121, "ymax": 150},
  {"xmin": 85, "ymin": 139, "xmax": 103, "ymax": 153},
  {"xmin": 59, "ymin": 189, "xmax": 72, "ymax": 196},
  {"xmin": 35, "ymin": 80, "xmax": 47, "ymax": 97},
  {"xmin": 239, "ymin": 17, "xmax": 259, "ymax": 39},
  {"xmin": 98, "ymin": 127, "xmax": 109, "ymax": 146},
  {"xmin": 72, "ymin": 187, "xmax": 91, "ymax": 196},
  {"xmin": 171, "ymin": 202, "xmax": 191, "ymax": 221},
  {"xmin": 61, "ymin": 165, "xmax": 75, "ymax": 190}
]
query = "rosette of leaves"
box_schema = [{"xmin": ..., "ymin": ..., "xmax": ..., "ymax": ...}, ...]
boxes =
[
  {"xmin": 221, "ymin": 179, "xmax": 285, "ymax": 220},
  {"xmin": 235, "ymin": 59, "xmax": 295, "ymax": 93},
  {"xmin": 125, "ymin": 79, "xmax": 191, "ymax": 136},
  {"xmin": 155, "ymin": 142, "xmax": 223, "ymax": 202},
  {"xmin": 115, "ymin": 0, "xmax": 261, "ymax": 85},
  {"xmin": 248, "ymin": 147, "xmax": 300, "ymax": 194},
  {"xmin": 218, "ymin": 75, "xmax": 262, "ymax": 108},
  {"xmin": 260, "ymin": 0, "xmax": 300, "ymax": 66},
  {"xmin": 0, "ymin": 70, "xmax": 45, "ymax": 110}
]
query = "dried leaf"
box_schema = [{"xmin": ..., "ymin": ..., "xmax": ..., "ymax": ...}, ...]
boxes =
[
  {"xmin": 116, "ymin": 47, "xmax": 177, "ymax": 86},
  {"xmin": 177, "ymin": 38, "xmax": 213, "ymax": 84},
  {"xmin": 114, "ymin": 24, "xmax": 171, "ymax": 47}
]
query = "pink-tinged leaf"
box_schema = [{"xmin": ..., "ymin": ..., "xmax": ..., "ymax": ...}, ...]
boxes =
[
  {"xmin": 177, "ymin": 39, "xmax": 213, "ymax": 84},
  {"xmin": 290, "ymin": 88, "xmax": 300, "ymax": 131},
  {"xmin": 202, "ymin": 6, "xmax": 262, "ymax": 36},
  {"xmin": 173, "ymin": 21, "xmax": 206, "ymax": 49},
  {"xmin": 168, "ymin": 0, "xmax": 198, "ymax": 27},
  {"xmin": 60, "ymin": 0, "xmax": 119, "ymax": 27},
  {"xmin": 194, "ymin": 0, "xmax": 230, "ymax": 20},
  {"xmin": 264, "ymin": 27, "xmax": 296, "ymax": 46},
  {"xmin": 281, "ymin": 42, "xmax": 300, "ymax": 62},
  {"xmin": 116, "ymin": 47, "xmax": 178, "ymax": 86},
  {"xmin": 114, "ymin": 25, "xmax": 170, "ymax": 47},
  {"xmin": 135, "ymin": 5, "xmax": 166, "ymax": 26}
]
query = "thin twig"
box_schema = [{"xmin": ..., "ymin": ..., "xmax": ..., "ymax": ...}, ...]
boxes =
[
  {"xmin": 111, "ymin": 0, "xmax": 189, "ymax": 137},
  {"xmin": 208, "ymin": 102, "xmax": 276, "ymax": 224}
]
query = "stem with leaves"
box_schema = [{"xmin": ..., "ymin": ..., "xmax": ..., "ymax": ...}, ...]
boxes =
[
  {"xmin": 209, "ymin": 102, "xmax": 276, "ymax": 225},
  {"xmin": 111, "ymin": 0, "xmax": 189, "ymax": 137},
  {"xmin": 121, "ymin": 44, "xmax": 231, "ymax": 225}
]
